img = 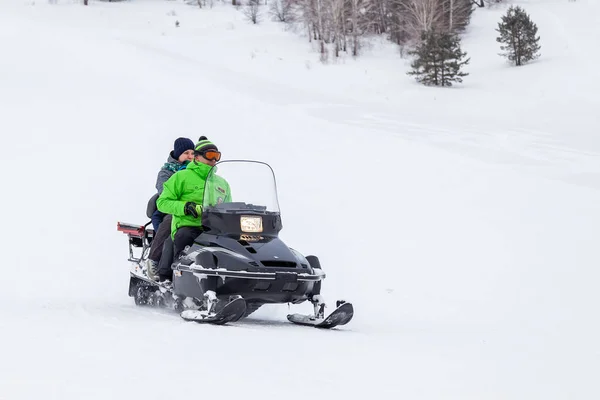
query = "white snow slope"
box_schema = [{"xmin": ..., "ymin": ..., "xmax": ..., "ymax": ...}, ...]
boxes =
[{"xmin": 1, "ymin": 0, "xmax": 599, "ymax": 399}]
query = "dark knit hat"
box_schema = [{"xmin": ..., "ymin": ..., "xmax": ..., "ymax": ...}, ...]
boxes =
[
  {"xmin": 194, "ymin": 136, "xmax": 218, "ymax": 153},
  {"xmin": 173, "ymin": 137, "xmax": 195, "ymax": 160}
]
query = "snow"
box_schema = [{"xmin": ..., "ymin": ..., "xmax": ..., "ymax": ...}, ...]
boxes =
[{"xmin": 1, "ymin": 0, "xmax": 599, "ymax": 399}]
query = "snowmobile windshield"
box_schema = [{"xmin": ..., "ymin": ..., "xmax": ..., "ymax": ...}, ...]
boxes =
[{"xmin": 202, "ymin": 160, "xmax": 281, "ymax": 215}]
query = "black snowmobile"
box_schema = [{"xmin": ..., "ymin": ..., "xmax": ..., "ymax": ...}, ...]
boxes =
[{"xmin": 117, "ymin": 160, "xmax": 353, "ymax": 328}]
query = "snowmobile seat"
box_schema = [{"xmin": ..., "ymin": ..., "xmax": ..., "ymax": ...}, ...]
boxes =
[{"xmin": 146, "ymin": 193, "xmax": 159, "ymax": 219}]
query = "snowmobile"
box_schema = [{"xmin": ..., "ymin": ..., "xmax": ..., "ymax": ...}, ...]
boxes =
[{"xmin": 117, "ymin": 160, "xmax": 353, "ymax": 328}]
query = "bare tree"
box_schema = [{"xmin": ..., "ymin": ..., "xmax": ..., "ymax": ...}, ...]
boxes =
[
  {"xmin": 283, "ymin": 0, "xmax": 477, "ymax": 60},
  {"xmin": 295, "ymin": 0, "xmax": 330, "ymax": 59},
  {"xmin": 440, "ymin": 0, "xmax": 473, "ymax": 32},
  {"xmin": 327, "ymin": 0, "xmax": 346, "ymax": 57},
  {"xmin": 243, "ymin": 0, "xmax": 261, "ymax": 23},
  {"xmin": 484, "ymin": 0, "xmax": 504, "ymax": 6},
  {"xmin": 348, "ymin": 0, "xmax": 361, "ymax": 56},
  {"xmin": 346, "ymin": 0, "xmax": 375, "ymax": 56},
  {"xmin": 292, "ymin": 0, "xmax": 317, "ymax": 42},
  {"xmin": 270, "ymin": 0, "xmax": 295, "ymax": 22},
  {"xmin": 371, "ymin": 0, "xmax": 390, "ymax": 34},
  {"xmin": 193, "ymin": 0, "xmax": 207, "ymax": 9},
  {"xmin": 386, "ymin": 0, "xmax": 411, "ymax": 45},
  {"xmin": 403, "ymin": 0, "xmax": 445, "ymax": 37},
  {"xmin": 470, "ymin": 0, "xmax": 503, "ymax": 7}
]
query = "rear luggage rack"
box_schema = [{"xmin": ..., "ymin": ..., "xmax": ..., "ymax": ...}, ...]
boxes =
[
  {"xmin": 117, "ymin": 221, "xmax": 154, "ymax": 263},
  {"xmin": 117, "ymin": 222, "xmax": 145, "ymax": 237}
]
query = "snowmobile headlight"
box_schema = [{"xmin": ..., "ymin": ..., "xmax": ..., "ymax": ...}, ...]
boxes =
[{"xmin": 240, "ymin": 215, "xmax": 263, "ymax": 233}]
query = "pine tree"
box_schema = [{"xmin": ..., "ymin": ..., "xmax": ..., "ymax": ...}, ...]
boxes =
[
  {"xmin": 496, "ymin": 6, "xmax": 541, "ymax": 66},
  {"xmin": 407, "ymin": 29, "xmax": 470, "ymax": 87}
]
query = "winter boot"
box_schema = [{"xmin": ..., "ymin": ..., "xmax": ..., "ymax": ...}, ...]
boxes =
[
  {"xmin": 158, "ymin": 274, "xmax": 172, "ymax": 290},
  {"xmin": 203, "ymin": 290, "xmax": 218, "ymax": 315},
  {"xmin": 145, "ymin": 259, "xmax": 159, "ymax": 281}
]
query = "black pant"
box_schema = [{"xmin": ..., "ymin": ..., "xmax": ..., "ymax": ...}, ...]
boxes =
[
  {"xmin": 157, "ymin": 236, "xmax": 174, "ymax": 281},
  {"xmin": 175, "ymin": 227, "xmax": 217, "ymax": 293},
  {"xmin": 174, "ymin": 226, "xmax": 203, "ymax": 257},
  {"xmin": 149, "ymin": 214, "xmax": 172, "ymax": 262},
  {"xmin": 156, "ymin": 226, "xmax": 202, "ymax": 281}
]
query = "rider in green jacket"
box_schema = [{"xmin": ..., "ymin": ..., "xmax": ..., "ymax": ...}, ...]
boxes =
[{"xmin": 156, "ymin": 136, "xmax": 230, "ymax": 280}]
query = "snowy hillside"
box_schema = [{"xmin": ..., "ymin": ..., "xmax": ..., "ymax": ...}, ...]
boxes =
[{"xmin": 0, "ymin": 0, "xmax": 599, "ymax": 399}]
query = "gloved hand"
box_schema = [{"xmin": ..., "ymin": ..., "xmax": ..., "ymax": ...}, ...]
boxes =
[{"xmin": 184, "ymin": 202, "xmax": 202, "ymax": 218}]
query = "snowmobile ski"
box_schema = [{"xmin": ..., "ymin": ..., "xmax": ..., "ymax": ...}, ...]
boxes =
[
  {"xmin": 287, "ymin": 302, "xmax": 353, "ymax": 329},
  {"xmin": 180, "ymin": 297, "xmax": 247, "ymax": 325}
]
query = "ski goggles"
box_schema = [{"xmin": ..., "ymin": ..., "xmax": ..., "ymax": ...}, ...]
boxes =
[{"xmin": 199, "ymin": 149, "xmax": 221, "ymax": 161}]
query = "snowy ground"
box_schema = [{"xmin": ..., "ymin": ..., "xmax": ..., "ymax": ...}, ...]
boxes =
[{"xmin": 0, "ymin": 0, "xmax": 599, "ymax": 399}]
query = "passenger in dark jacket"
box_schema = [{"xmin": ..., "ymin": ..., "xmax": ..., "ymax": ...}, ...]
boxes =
[
  {"xmin": 151, "ymin": 138, "xmax": 195, "ymax": 231},
  {"xmin": 146, "ymin": 137, "xmax": 195, "ymax": 281}
]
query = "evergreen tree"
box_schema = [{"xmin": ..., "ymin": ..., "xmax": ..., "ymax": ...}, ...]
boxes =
[
  {"xmin": 407, "ymin": 29, "xmax": 470, "ymax": 87},
  {"xmin": 496, "ymin": 6, "xmax": 541, "ymax": 66}
]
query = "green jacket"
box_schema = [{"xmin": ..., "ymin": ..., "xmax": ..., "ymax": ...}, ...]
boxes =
[{"xmin": 156, "ymin": 161, "xmax": 231, "ymax": 239}]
